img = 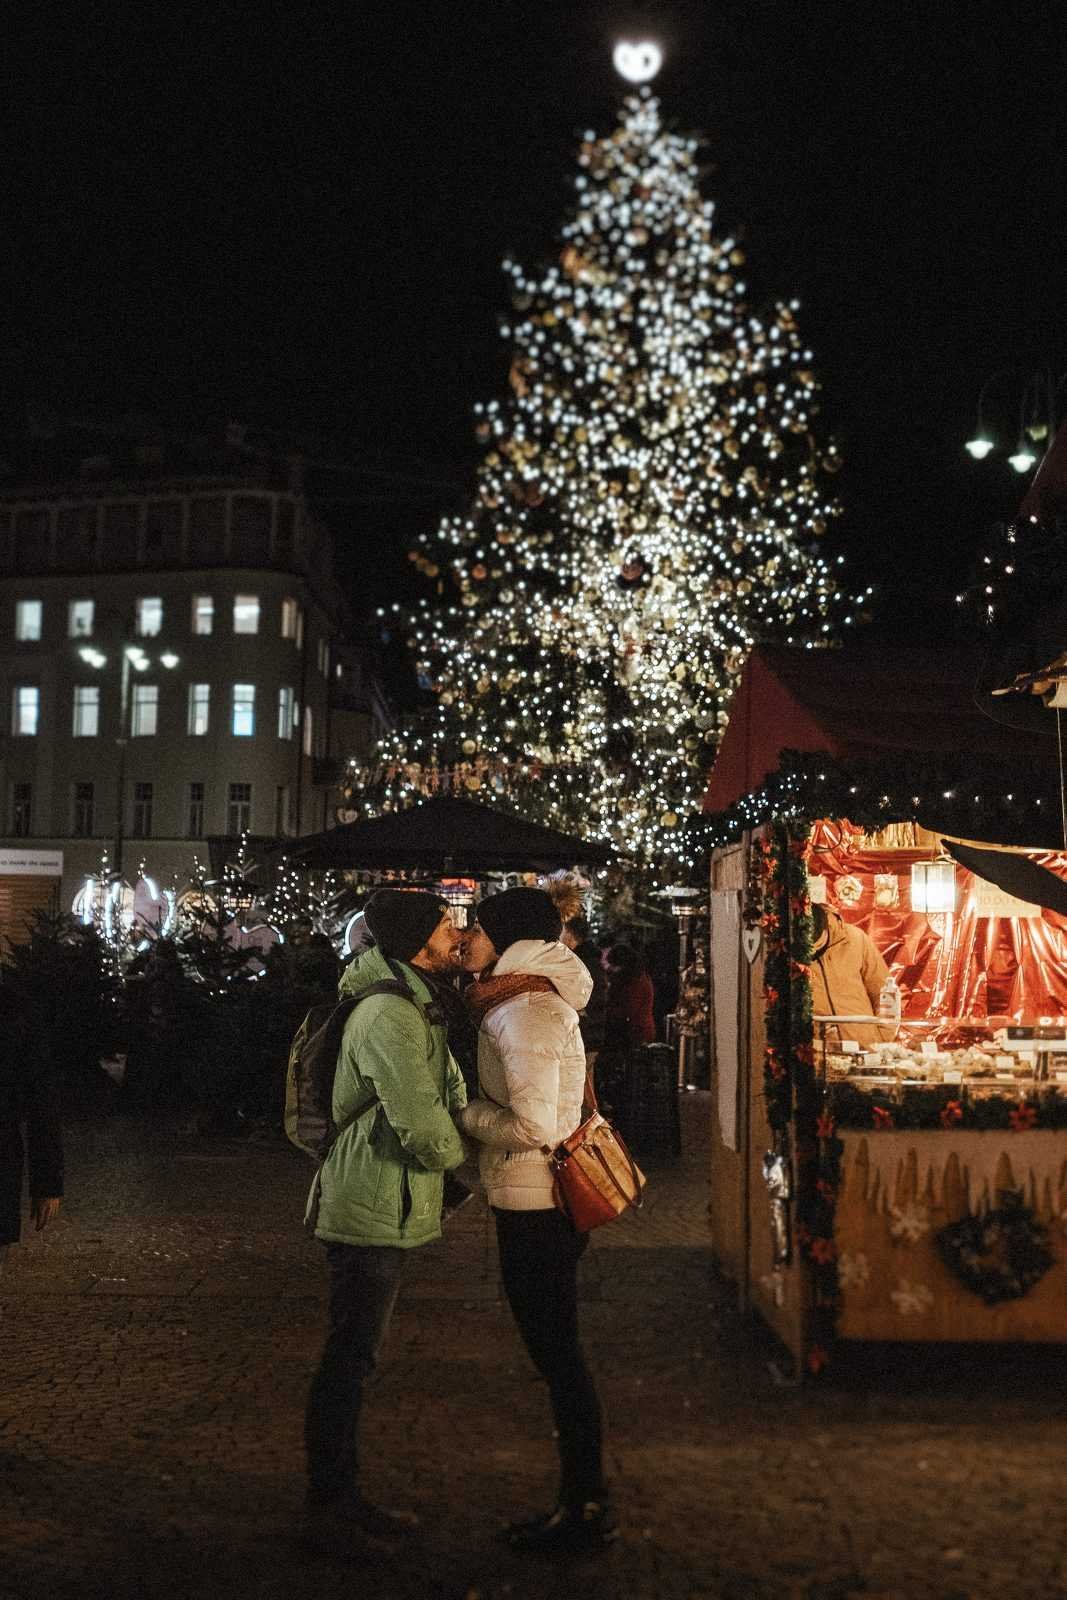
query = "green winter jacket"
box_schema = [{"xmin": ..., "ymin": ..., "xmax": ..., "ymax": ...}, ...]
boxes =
[{"xmin": 312, "ymin": 946, "xmax": 468, "ymax": 1249}]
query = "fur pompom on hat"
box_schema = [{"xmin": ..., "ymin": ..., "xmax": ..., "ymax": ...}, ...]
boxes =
[
  {"xmin": 475, "ymin": 888, "xmax": 562, "ymax": 955},
  {"xmin": 362, "ymin": 889, "xmax": 446, "ymax": 962}
]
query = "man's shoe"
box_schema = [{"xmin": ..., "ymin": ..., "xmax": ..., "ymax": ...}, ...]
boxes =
[
  {"xmin": 298, "ymin": 1503, "xmax": 362, "ymax": 1560},
  {"xmin": 505, "ymin": 1501, "xmax": 619, "ymax": 1553},
  {"xmin": 299, "ymin": 1498, "xmax": 417, "ymax": 1558}
]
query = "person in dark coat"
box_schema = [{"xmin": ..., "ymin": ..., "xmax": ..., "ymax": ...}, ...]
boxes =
[
  {"xmin": 0, "ymin": 1003, "xmax": 63, "ymax": 1267},
  {"xmin": 601, "ymin": 942, "xmax": 656, "ymax": 1050},
  {"xmin": 560, "ymin": 913, "xmax": 606, "ymax": 1060},
  {"xmin": 596, "ymin": 943, "xmax": 656, "ymax": 1120}
]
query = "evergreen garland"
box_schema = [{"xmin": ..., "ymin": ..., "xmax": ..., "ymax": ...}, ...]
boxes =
[
  {"xmin": 693, "ymin": 748, "xmax": 1060, "ymax": 853},
  {"xmin": 830, "ymin": 1080, "xmax": 1067, "ymax": 1133},
  {"xmin": 760, "ymin": 824, "xmax": 843, "ymax": 1373}
]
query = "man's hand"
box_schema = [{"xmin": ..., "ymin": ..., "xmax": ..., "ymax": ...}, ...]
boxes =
[{"xmin": 31, "ymin": 1197, "xmax": 61, "ymax": 1232}]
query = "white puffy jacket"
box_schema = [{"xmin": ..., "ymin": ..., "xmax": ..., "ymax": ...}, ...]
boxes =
[{"xmin": 459, "ymin": 939, "xmax": 593, "ymax": 1211}]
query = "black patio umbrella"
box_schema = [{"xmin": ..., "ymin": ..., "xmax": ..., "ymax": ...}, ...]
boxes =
[
  {"xmin": 945, "ymin": 839, "xmax": 1067, "ymax": 919},
  {"xmin": 274, "ymin": 796, "xmax": 614, "ymax": 874}
]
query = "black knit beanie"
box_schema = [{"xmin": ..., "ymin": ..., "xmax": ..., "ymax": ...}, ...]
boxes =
[
  {"xmin": 475, "ymin": 888, "xmax": 562, "ymax": 955},
  {"xmin": 363, "ymin": 889, "xmax": 446, "ymax": 962}
]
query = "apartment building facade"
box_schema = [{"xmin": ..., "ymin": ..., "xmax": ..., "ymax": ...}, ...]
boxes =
[{"xmin": 0, "ymin": 425, "xmax": 384, "ymax": 914}]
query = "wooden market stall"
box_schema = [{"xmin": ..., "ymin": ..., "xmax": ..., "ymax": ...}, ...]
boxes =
[{"xmin": 701, "ymin": 642, "xmax": 1067, "ymax": 1373}]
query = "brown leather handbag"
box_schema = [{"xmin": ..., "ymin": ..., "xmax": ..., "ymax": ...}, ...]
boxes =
[{"xmin": 545, "ymin": 1072, "xmax": 646, "ymax": 1232}]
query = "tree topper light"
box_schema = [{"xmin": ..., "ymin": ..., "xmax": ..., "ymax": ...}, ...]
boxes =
[{"xmin": 613, "ymin": 39, "xmax": 662, "ymax": 83}]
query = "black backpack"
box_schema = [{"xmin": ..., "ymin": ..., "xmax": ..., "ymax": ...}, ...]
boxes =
[{"xmin": 284, "ymin": 975, "xmax": 417, "ymax": 1162}]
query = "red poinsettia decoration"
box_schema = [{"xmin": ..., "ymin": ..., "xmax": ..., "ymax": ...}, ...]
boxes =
[
  {"xmin": 1010, "ymin": 1102, "xmax": 1038, "ymax": 1132},
  {"xmin": 939, "ymin": 1099, "xmax": 963, "ymax": 1129},
  {"xmin": 809, "ymin": 1235, "xmax": 836, "ymax": 1265},
  {"xmin": 815, "ymin": 1111, "xmax": 836, "ymax": 1140}
]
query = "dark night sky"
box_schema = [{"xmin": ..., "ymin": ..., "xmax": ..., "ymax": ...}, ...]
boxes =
[{"xmin": 3, "ymin": 0, "xmax": 1066, "ymax": 638}]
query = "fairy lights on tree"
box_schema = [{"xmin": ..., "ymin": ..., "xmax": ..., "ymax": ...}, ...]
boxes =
[{"xmin": 355, "ymin": 51, "xmax": 864, "ymax": 869}]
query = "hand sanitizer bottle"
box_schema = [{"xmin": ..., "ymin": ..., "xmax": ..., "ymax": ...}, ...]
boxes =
[{"xmin": 878, "ymin": 972, "xmax": 901, "ymax": 1030}]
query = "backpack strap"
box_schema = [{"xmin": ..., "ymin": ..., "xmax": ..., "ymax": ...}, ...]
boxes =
[{"xmin": 326, "ymin": 970, "xmax": 428, "ymax": 1145}]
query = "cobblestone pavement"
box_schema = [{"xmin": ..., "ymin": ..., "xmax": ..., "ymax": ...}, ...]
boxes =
[{"xmin": 3, "ymin": 1093, "xmax": 1067, "ymax": 1600}]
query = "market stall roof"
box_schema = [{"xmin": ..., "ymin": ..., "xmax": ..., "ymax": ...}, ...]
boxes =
[
  {"xmin": 276, "ymin": 796, "xmax": 614, "ymax": 873},
  {"xmin": 701, "ymin": 643, "xmax": 1063, "ymax": 849}
]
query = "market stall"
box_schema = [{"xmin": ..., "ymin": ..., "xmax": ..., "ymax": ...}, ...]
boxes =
[{"xmin": 700, "ymin": 642, "xmax": 1067, "ymax": 1373}]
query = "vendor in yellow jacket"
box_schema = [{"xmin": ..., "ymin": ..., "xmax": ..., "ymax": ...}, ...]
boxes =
[{"xmin": 806, "ymin": 904, "xmax": 895, "ymax": 1045}]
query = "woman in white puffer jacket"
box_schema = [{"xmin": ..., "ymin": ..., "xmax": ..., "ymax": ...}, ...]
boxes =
[{"xmin": 458, "ymin": 888, "xmax": 616, "ymax": 1554}]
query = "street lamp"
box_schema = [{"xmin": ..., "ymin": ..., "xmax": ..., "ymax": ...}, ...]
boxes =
[
  {"xmin": 79, "ymin": 642, "xmax": 180, "ymax": 874},
  {"xmin": 965, "ymin": 367, "xmax": 1067, "ymax": 473}
]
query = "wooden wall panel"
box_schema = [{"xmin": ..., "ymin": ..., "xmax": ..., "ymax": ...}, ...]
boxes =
[{"xmin": 0, "ymin": 876, "xmax": 58, "ymax": 949}]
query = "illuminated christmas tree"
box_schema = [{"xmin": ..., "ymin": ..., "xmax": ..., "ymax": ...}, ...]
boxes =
[{"xmin": 355, "ymin": 67, "xmax": 859, "ymax": 868}]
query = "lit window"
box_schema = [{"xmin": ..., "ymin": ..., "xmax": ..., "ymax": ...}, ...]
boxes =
[
  {"xmin": 72, "ymin": 685, "xmax": 100, "ymax": 737},
  {"xmin": 317, "ymin": 638, "xmax": 330, "ymax": 676},
  {"xmin": 15, "ymin": 600, "xmax": 42, "ymax": 641},
  {"xmin": 136, "ymin": 597, "xmax": 163, "ymax": 637},
  {"xmin": 13, "ymin": 685, "xmax": 39, "ymax": 736},
  {"xmin": 187, "ymin": 683, "xmax": 210, "ymax": 736},
  {"xmin": 132, "ymin": 782, "xmax": 154, "ymax": 838},
  {"xmin": 233, "ymin": 595, "xmax": 260, "ymax": 634},
  {"xmin": 72, "ymin": 781, "xmax": 94, "ymax": 837},
  {"xmin": 232, "ymin": 683, "xmax": 255, "ymax": 736},
  {"xmin": 278, "ymin": 686, "xmax": 295, "ymax": 739},
  {"xmin": 68, "ymin": 599, "xmax": 94, "ymax": 638},
  {"xmin": 131, "ymin": 683, "xmax": 158, "ymax": 737},
  {"xmin": 192, "ymin": 595, "xmax": 214, "ymax": 635},
  {"xmin": 281, "ymin": 597, "xmax": 300, "ymax": 639},
  {"xmin": 228, "ymin": 782, "xmax": 252, "ymax": 834},
  {"xmin": 303, "ymin": 703, "xmax": 313, "ymax": 756},
  {"xmin": 187, "ymin": 781, "xmax": 205, "ymax": 838}
]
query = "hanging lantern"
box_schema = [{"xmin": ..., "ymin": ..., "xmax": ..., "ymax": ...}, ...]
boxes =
[
  {"xmin": 911, "ymin": 856, "xmax": 956, "ymax": 914},
  {"xmin": 439, "ymin": 877, "xmax": 477, "ymax": 928}
]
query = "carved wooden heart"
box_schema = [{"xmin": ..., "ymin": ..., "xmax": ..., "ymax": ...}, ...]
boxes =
[{"xmin": 742, "ymin": 925, "xmax": 762, "ymax": 964}]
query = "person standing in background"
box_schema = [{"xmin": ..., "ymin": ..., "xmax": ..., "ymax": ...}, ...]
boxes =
[
  {"xmin": 0, "ymin": 994, "xmax": 63, "ymax": 1273},
  {"xmin": 601, "ymin": 942, "xmax": 656, "ymax": 1052},
  {"xmin": 561, "ymin": 913, "xmax": 606, "ymax": 1065}
]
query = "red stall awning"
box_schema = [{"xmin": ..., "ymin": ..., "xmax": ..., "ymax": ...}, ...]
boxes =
[{"xmin": 703, "ymin": 644, "xmax": 1056, "ymax": 817}]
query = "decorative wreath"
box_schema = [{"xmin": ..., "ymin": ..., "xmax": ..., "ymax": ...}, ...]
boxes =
[{"xmin": 936, "ymin": 1191, "xmax": 1055, "ymax": 1306}]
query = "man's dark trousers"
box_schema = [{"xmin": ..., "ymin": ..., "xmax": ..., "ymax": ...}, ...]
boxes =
[{"xmin": 305, "ymin": 1241, "xmax": 407, "ymax": 1506}]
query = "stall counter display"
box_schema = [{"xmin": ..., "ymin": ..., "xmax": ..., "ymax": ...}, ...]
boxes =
[
  {"xmin": 818, "ymin": 1019, "xmax": 1067, "ymax": 1095},
  {"xmin": 809, "ymin": 833, "xmax": 1067, "ymax": 1348}
]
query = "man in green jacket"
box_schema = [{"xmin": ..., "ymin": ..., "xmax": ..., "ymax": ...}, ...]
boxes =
[{"xmin": 303, "ymin": 889, "xmax": 467, "ymax": 1554}]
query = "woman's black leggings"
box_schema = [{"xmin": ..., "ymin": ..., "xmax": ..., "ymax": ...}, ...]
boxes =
[{"xmin": 493, "ymin": 1205, "xmax": 606, "ymax": 1507}]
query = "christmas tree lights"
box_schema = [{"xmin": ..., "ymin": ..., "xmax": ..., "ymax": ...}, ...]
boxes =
[{"xmin": 351, "ymin": 85, "xmax": 863, "ymax": 870}]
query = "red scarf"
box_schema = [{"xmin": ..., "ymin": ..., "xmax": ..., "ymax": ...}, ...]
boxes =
[{"xmin": 465, "ymin": 969, "xmax": 556, "ymax": 1027}]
